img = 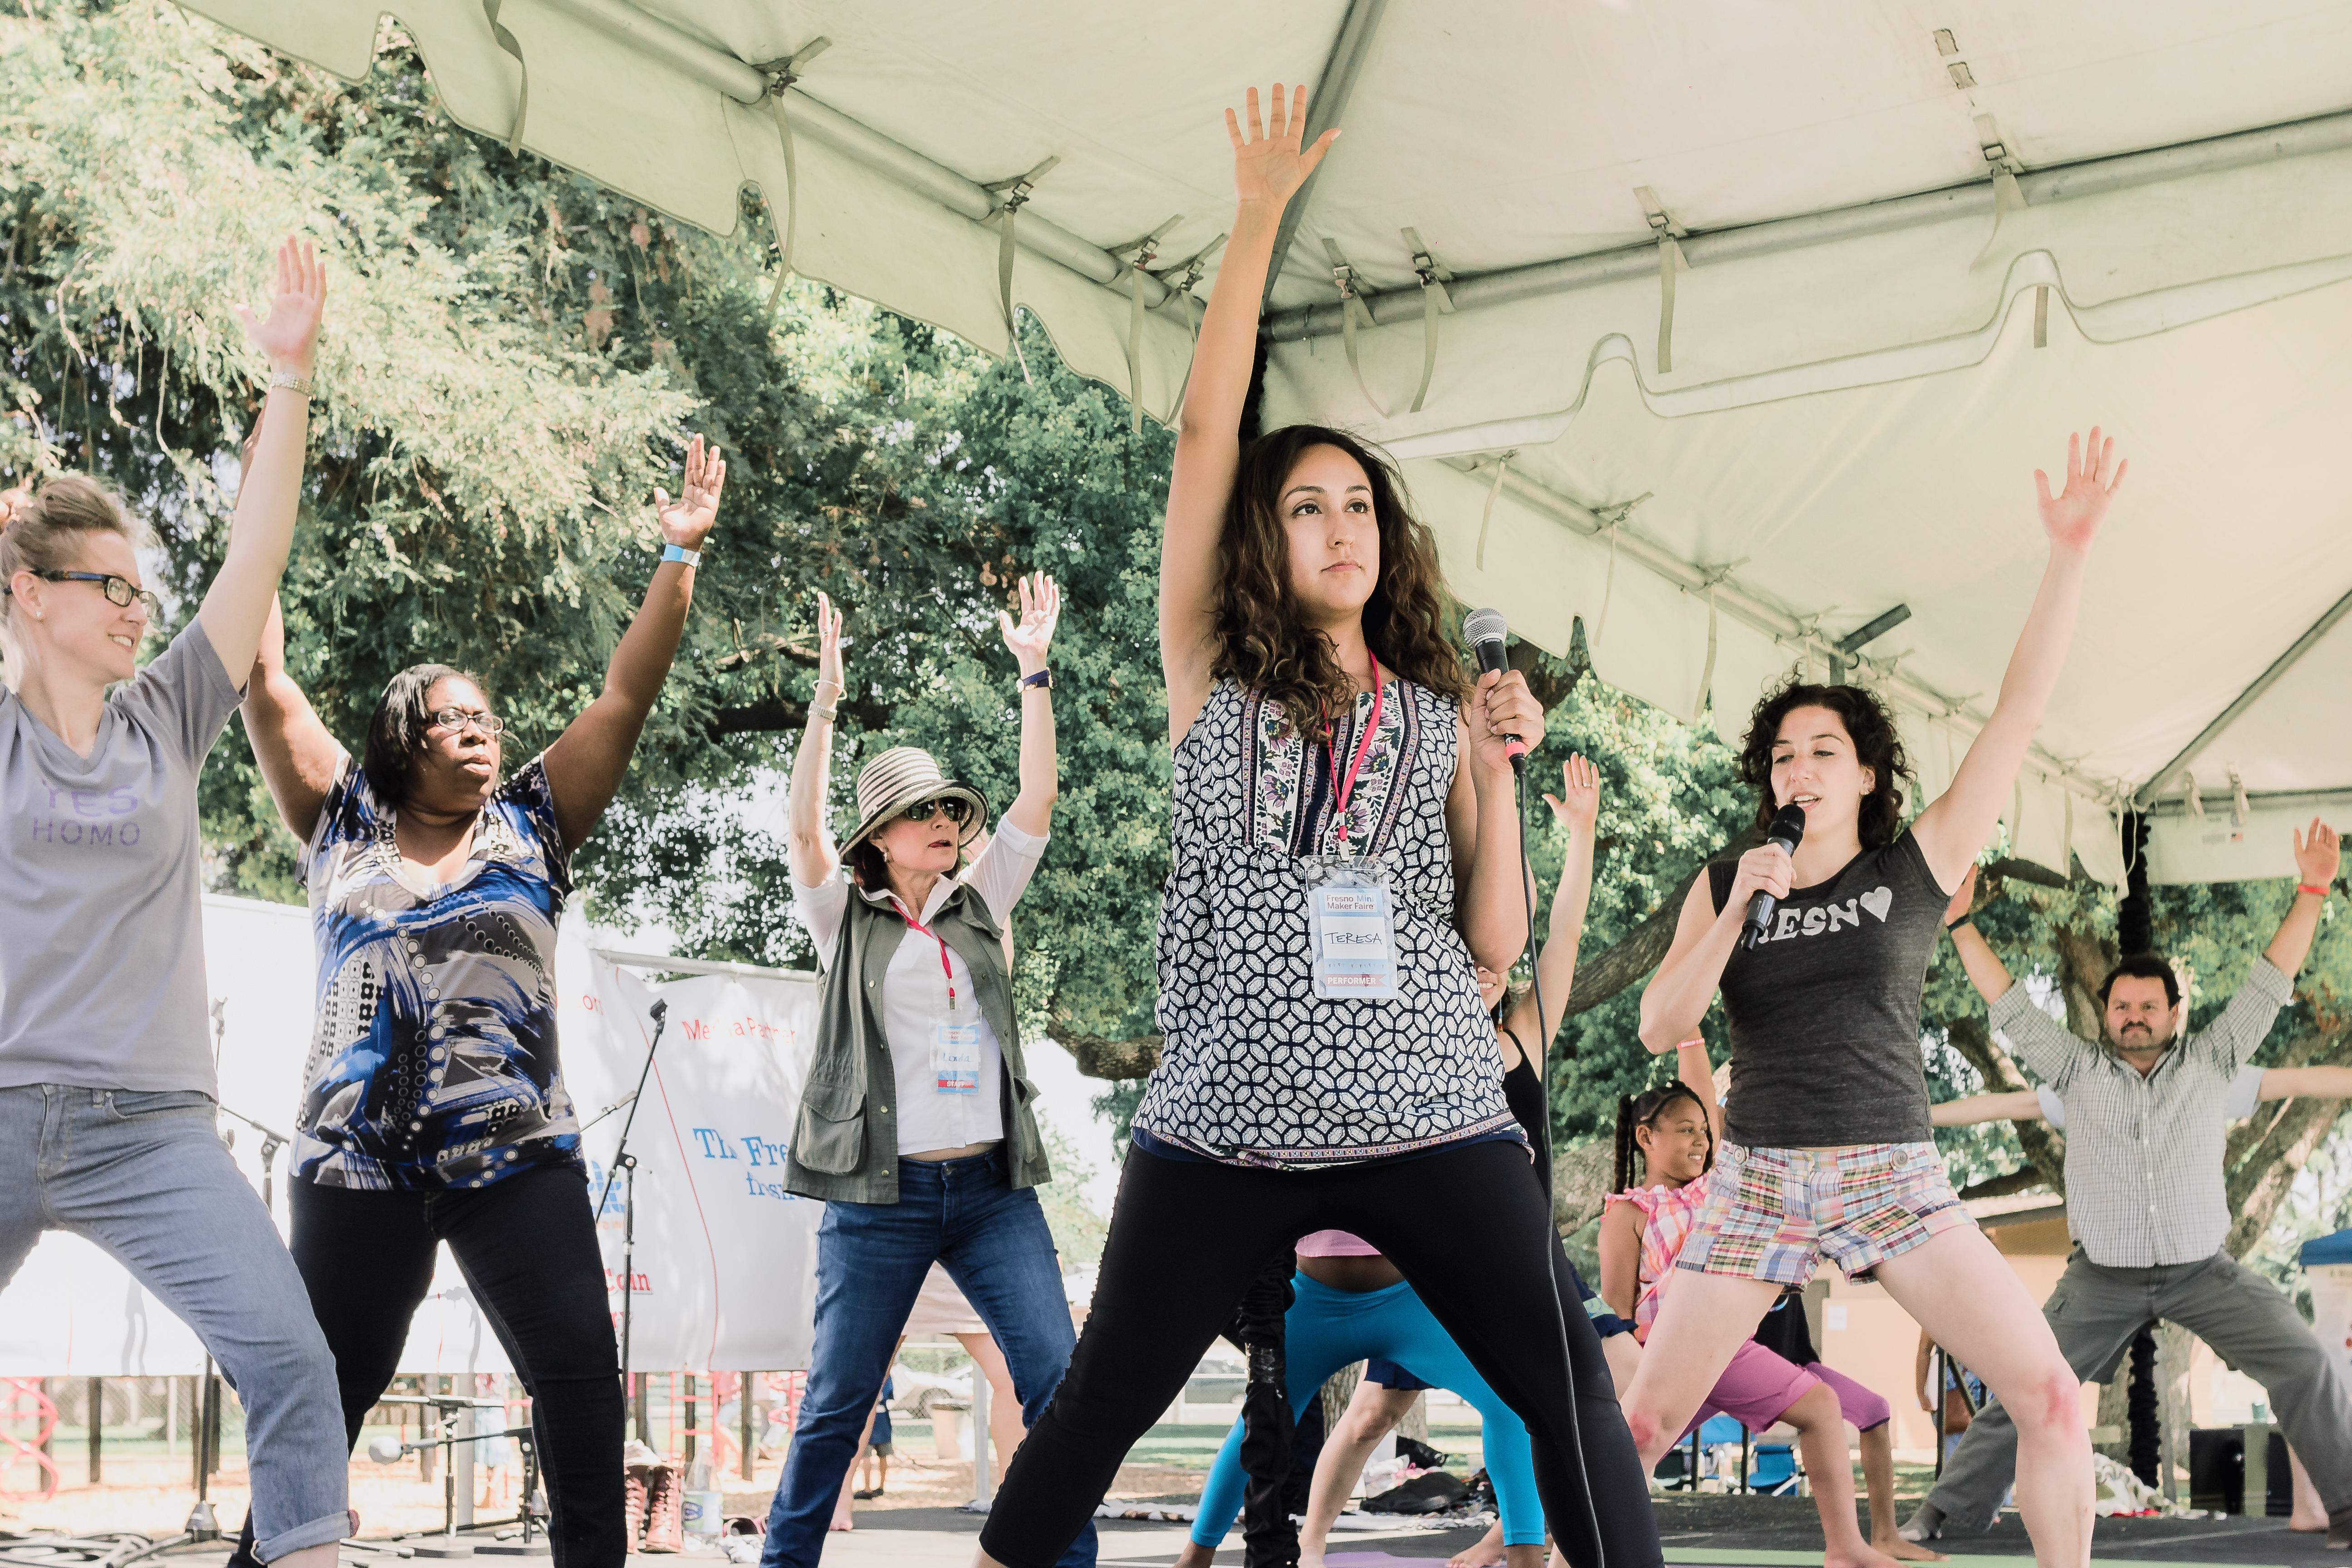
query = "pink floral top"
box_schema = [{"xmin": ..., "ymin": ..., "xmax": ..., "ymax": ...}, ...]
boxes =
[{"xmin": 1604, "ymin": 1178, "xmax": 1710, "ymax": 1340}]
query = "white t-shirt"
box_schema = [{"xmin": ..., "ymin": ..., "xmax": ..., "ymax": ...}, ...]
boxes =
[
  {"xmin": 0, "ymin": 622, "xmax": 243, "ymax": 1094},
  {"xmin": 792, "ymin": 819, "xmax": 1047, "ymax": 1156},
  {"xmin": 2035, "ymin": 1063, "xmax": 2264, "ymax": 1128}
]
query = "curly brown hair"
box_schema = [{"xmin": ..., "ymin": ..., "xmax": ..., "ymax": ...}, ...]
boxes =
[
  {"xmin": 1738, "ymin": 676, "xmax": 1913, "ymax": 847},
  {"xmin": 1210, "ymin": 424, "xmax": 1470, "ymax": 735}
]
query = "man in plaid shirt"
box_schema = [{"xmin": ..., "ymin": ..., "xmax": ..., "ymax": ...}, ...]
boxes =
[{"xmin": 1905, "ymin": 821, "xmax": 2349, "ymax": 1548}]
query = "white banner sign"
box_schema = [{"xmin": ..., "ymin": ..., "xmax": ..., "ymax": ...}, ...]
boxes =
[
  {"xmin": 0, "ymin": 898, "xmax": 823, "ymax": 1377},
  {"xmin": 561, "ymin": 922, "xmax": 823, "ymax": 1372}
]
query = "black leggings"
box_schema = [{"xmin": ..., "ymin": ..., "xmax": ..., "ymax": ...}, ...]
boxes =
[
  {"xmin": 230, "ymin": 1163, "xmax": 624, "ymax": 1568},
  {"xmin": 980, "ymin": 1140, "xmax": 1660, "ymax": 1568}
]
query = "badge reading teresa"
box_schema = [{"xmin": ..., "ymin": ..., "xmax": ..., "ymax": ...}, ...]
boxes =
[{"xmin": 1309, "ymin": 875, "xmax": 1401, "ymax": 1000}]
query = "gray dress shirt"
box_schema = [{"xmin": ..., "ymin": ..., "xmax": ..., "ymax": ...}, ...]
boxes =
[{"xmin": 1991, "ymin": 957, "xmax": 2293, "ymax": 1268}]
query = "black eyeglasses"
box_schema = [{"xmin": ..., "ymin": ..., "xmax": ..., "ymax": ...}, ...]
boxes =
[
  {"xmin": 5, "ymin": 571, "xmax": 163, "ymax": 622},
  {"xmin": 900, "ymin": 797, "xmax": 970, "ymax": 825},
  {"xmin": 429, "ymin": 707, "xmax": 507, "ymax": 737}
]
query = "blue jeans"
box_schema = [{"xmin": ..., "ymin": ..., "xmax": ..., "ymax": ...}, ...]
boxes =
[
  {"xmin": 761, "ymin": 1149, "xmax": 1094, "ymax": 1568},
  {"xmin": 0, "ymin": 1086, "xmax": 348, "ymax": 1560}
]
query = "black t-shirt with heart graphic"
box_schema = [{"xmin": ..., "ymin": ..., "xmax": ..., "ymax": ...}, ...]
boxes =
[{"xmin": 1705, "ymin": 828, "xmax": 1950, "ymax": 1148}]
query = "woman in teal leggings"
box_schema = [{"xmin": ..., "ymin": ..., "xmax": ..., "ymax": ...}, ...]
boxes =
[{"xmin": 1186, "ymin": 1250, "xmax": 1550, "ymax": 1559}]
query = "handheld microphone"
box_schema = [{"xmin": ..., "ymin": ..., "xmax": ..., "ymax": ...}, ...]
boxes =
[
  {"xmin": 1740, "ymin": 803, "xmax": 1808, "ymax": 951},
  {"xmin": 1460, "ymin": 608, "xmax": 1527, "ymax": 775}
]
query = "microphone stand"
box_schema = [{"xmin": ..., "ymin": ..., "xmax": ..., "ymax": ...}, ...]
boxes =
[{"xmin": 596, "ymin": 998, "xmax": 669, "ymax": 1396}]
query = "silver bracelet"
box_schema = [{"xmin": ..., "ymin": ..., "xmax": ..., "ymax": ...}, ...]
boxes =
[
  {"xmin": 269, "ymin": 368, "xmax": 315, "ymax": 398},
  {"xmin": 808, "ymin": 702, "xmax": 838, "ymax": 725}
]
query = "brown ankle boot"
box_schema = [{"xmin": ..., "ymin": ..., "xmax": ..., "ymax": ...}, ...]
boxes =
[
  {"xmin": 623, "ymin": 1468, "xmax": 649, "ymax": 1550},
  {"xmin": 641, "ymin": 1464, "xmax": 684, "ymax": 1554}
]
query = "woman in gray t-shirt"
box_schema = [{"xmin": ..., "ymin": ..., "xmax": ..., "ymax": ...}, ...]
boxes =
[
  {"xmin": 1617, "ymin": 429, "xmax": 2129, "ymax": 1568},
  {"xmin": 0, "ymin": 240, "xmax": 355, "ymax": 1568}
]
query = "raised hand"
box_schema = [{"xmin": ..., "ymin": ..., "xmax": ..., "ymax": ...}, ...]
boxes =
[
  {"xmin": 2033, "ymin": 426, "xmax": 2127, "ymax": 553},
  {"xmin": 1227, "ymin": 83, "xmax": 1340, "ymax": 215},
  {"xmin": 998, "ymin": 572, "xmax": 1060, "ymax": 675},
  {"xmin": 1942, "ymin": 862, "xmax": 1980, "ymax": 927},
  {"xmin": 656, "ymin": 434, "xmax": 726, "ymax": 548},
  {"xmin": 2294, "ymin": 818, "xmax": 2341, "ymax": 889},
  {"xmin": 1544, "ymin": 754, "xmax": 1601, "ymax": 836},
  {"xmin": 233, "ymin": 236, "xmax": 326, "ymax": 376},
  {"xmin": 813, "ymin": 591, "xmax": 846, "ymax": 695}
]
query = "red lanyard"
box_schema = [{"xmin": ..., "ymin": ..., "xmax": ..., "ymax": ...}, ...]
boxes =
[
  {"xmin": 889, "ymin": 897, "xmax": 959, "ymax": 1012},
  {"xmin": 1323, "ymin": 653, "xmax": 1384, "ymax": 856}
]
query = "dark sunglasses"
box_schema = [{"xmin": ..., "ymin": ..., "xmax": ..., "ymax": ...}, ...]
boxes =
[
  {"xmin": 6, "ymin": 570, "xmax": 163, "ymax": 622},
  {"xmin": 900, "ymin": 796, "xmax": 971, "ymax": 826},
  {"xmin": 429, "ymin": 707, "xmax": 507, "ymax": 737}
]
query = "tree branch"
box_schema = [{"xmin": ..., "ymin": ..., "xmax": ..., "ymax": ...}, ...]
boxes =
[
  {"xmin": 703, "ymin": 693, "xmax": 889, "ymax": 739},
  {"xmin": 1061, "ymin": 1034, "xmax": 1163, "ymax": 1081},
  {"xmin": 2224, "ymin": 1020, "xmax": 2352, "ymax": 1257},
  {"xmin": 1958, "ymin": 1167, "xmax": 2053, "ymax": 1200}
]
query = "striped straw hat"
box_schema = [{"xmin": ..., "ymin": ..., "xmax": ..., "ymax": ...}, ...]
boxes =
[{"xmin": 846, "ymin": 745, "xmax": 990, "ymax": 850}]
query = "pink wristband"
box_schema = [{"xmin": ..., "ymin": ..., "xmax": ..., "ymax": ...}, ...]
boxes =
[{"xmin": 2299, "ymin": 883, "xmax": 2330, "ymax": 897}]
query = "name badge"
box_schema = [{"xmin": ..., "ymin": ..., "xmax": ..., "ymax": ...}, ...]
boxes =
[
  {"xmin": 931, "ymin": 1019, "xmax": 982, "ymax": 1095},
  {"xmin": 1308, "ymin": 869, "xmax": 1400, "ymax": 1000}
]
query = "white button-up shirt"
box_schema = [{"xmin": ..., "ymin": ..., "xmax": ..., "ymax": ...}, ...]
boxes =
[
  {"xmin": 792, "ymin": 820, "xmax": 1047, "ymax": 1157},
  {"xmin": 1993, "ymin": 957, "xmax": 2293, "ymax": 1268}
]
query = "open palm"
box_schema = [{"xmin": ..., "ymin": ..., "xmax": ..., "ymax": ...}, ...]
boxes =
[
  {"xmin": 2034, "ymin": 426, "xmax": 2127, "ymax": 552},
  {"xmin": 657, "ymin": 434, "xmax": 726, "ymax": 546},
  {"xmin": 998, "ymin": 573, "xmax": 1060, "ymax": 668},
  {"xmin": 1228, "ymin": 83, "xmax": 1340, "ymax": 211},
  {"xmin": 233, "ymin": 236, "xmax": 326, "ymax": 374},
  {"xmin": 1544, "ymin": 754, "xmax": 1601, "ymax": 836}
]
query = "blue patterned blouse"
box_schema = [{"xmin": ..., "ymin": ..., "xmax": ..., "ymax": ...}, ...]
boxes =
[{"xmin": 290, "ymin": 752, "xmax": 581, "ymax": 1191}]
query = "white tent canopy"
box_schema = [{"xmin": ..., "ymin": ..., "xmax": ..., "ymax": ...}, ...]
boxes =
[{"xmin": 189, "ymin": 0, "xmax": 2352, "ymax": 883}]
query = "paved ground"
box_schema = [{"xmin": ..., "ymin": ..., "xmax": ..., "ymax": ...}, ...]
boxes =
[{"xmin": 6, "ymin": 1495, "xmax": 2338, "ymax": 1568}]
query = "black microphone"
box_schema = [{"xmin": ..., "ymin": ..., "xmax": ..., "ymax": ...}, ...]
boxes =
[
  {"xmin": 1740, "ymin": 804, "xmax": 1808, "ymax": 950},
  {"xmin": 1460, "ymin": 608, "xmax": 1526, "ymax": 775}
]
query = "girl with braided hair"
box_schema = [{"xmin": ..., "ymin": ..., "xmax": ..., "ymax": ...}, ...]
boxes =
[{"xmin": 1602, "ymin": 1046, "xmax": 1942, "ymax": 1568}]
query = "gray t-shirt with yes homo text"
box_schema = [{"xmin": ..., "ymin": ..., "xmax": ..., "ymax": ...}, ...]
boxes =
[
  {"xmin": 1705, "ymin": 828, "xmax": 1952, "ymax": 1148},
  {"xmin": 0, "ymin": 620, "xmax": 244, "ymax": 1096}
]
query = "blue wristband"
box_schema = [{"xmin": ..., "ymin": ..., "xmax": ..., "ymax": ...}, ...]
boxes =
[{"xmin": 661, "ymin": 542, "xmax": 701, "ymax": 567}]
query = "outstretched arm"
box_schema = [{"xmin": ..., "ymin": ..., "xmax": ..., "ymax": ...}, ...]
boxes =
[
  {"xmin": 784, "ymin": 594, "xmax": 847, "ymax": 889},
  {"xmin": 2263, "ymin": 819, "xmax": 2341, "ymax": 978},
  {"xmin": 241, "ymin": 596, "xmax": 341, "ymax": 843},
  {"xmin": 1911, "ymin": 429, "xmax": 2126, "ymax": 892},
  {"xmin": 1500, "ymin": 754, "xmax": 1599, "ymax": 1053},
  {"xmin": 543, "ymin": 436, "xmax": 726, "ymax": 849},
  {"xmin": 1941, "ymin": 864, "xmax": 2016, "ymax": 1004},
  {"xmin": 997, "ymin": 574, "xmax": 1061, "ymax": 838},
  {"xmin": 2259, "ymin": 1065, "xmax": 2352, "ymax": 1101},
  {"xmin": 1160, "ymin": 84, "xmax": 1339, "ymax": 745},
  {"xmin": 1676, "ymin": 1036, "xmax": 1723, "ymax": 1147},
  {"xmin": 200, "ymin": 238, "xmax": 326, "ymax": 681},
  {"xmin": 1930, "ymin": 1090, "xmax": 2046, "ymax": 1127}
]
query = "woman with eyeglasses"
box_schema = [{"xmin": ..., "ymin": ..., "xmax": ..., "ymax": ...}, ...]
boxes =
[
  {"xmin": 229, "ymin": 434, "xmax": 728, "ymax": 1568},
  {"xmin": 0, "ymin": 240, "xmax": 351, "ymax": 1568},
  {"xmin": 756, "ymin": 578, "xmax": 1093, "ymax": 1568}
]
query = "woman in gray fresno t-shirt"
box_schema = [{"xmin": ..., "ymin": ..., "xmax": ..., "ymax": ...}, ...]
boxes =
[
  {"xmin": 1620, "ymin": 429, "xmax": 2130, "ymax": 1568},
  {"xmin": 0, "ymin": 241, "xmax": 356, "ymax": 1568}
]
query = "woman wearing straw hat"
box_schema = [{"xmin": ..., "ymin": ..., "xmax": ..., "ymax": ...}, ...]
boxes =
[{"xmin": 760, "ymin": 575, "xmax": 1092, "ymax": 1568}]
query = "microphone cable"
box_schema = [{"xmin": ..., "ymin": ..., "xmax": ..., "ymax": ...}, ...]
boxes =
[{"xmin": 1509, "ymin": 747, "xmax": 1608, "ymax": 1568}]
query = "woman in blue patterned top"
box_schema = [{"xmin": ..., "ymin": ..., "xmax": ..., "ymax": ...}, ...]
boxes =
[{"xmin": 230, "ymin": 435, "xmax": 729, "ymax": 1568}]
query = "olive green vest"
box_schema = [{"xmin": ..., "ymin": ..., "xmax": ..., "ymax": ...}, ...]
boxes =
[{"xmin": 783, "ymin": 875, "xmax": 1052, "ymax": 1205}]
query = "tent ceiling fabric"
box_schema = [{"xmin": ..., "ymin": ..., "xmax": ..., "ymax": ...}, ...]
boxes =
[{"xmin": 187, "ymin": 0, "xmax": 2352, "ymax": 885}]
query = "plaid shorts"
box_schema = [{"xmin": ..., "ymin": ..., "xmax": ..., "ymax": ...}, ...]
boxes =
[{"xmin": 1676, "ymin": 1141, "xmax": 1972, "ymax": 1285}]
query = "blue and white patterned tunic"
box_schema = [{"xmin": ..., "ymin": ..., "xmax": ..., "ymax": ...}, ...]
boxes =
[
  {"xmin": 290, "ymin": 752, "xmax": 580, "ymax": 1191},
  {"xmin": 1132, "ymin": 677, "xmax": 1514, "ymax": 1165}
]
